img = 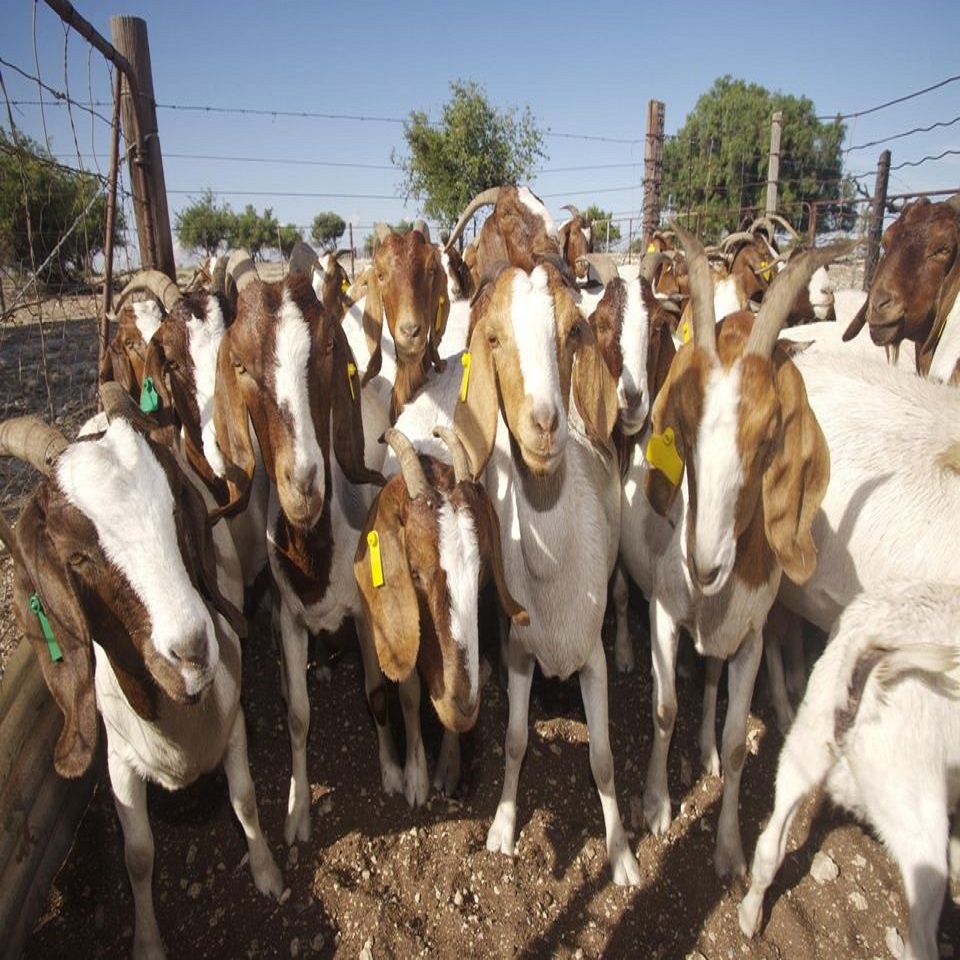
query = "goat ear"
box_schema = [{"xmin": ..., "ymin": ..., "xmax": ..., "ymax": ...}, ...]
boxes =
[
  {"xmin": 454, "ymin": 325, "xmax": 499, "ymax": 479},
  {"xmin": 354, "ymin": 492, "xmax": 420, "ymax": 681},
  {"xmin": 474, "ymin": 487, "xmax": 528, "ymax": 626},
  {"xmin": 648, "ymin": 310, "xmax": 677, "ymax": 406},
  {"xmin": 428, "ymin": 272, "xmax": 451, "ymax": 374},
  {"xmin": 841, "ymin": 297, "xmax": 868, "ymax": 342},
  {"xmin": 763, "ymin": 354, "xmax": 830, "ymax": 585},
  {"xmin": 211, "ymin": 336, "xmax": 255, "ymax": 517},
  {"xmin": 13, "ymin": 493, "xmax": 99, "ymax": 778},
  {"xmin": 329, "ymin": 320, "xmax": 385, "ymax": 486},
  {"xmin": 643, "ymin": 353, "xmax": 688, "ymax": 517},
  {"xmin": 359, "ymin": 273, "xmax": 383, "ymax": 387},
  {"xmin": 572, "ymin": 319, "xmax": 619, "ymax": 448},
  {"xmin": 100, "ymin": 338, "xmax": 136, "ymax": 398},
  {"xmin": 918, "ymin": 251, "xmax": 960, "ymax": 373}
]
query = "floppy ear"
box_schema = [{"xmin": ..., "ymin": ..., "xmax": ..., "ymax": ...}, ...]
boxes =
[
  {"xmin": 354, "ymin": 489, "xmax": 420, "ymax": 682},
  {"xmin": 99, "ymin": 338, "xmax": 137, "ymax": 398},
  {"xmin": 918, "ymin": 247, "xmax": 960, "ymax": 373},
  {"xmin": 427, "ymin": 264, "xmax": 451, "ymax": 373},
  {"xmin": 643, "ymin": 350, "xmax": 689, "ymax": 518},
  {"xmin": 453, "ymin": 325, "xmax": 499, "ymax": 479},
  {"xmin": 329, "ymin": 319, "xmax": 385, "ymax": 486},
  {"xmin": 841, "ymin": 297, "xmax": 868, "ymax": 341},
  {"xmin": 359, "ymin": 273, "xmax": 384, "ymax": 386},
  {"xmin": 10, "ymin": 493, "xmax": 98, "ymax": 778},
  {"xmin": 648, "ymin": 310, "xmax": 677, "ymax": 407},
  {"xmin": 211, "ymin": 335, "xmax": 255, "ymax": 518},
  {"xmin": 763, "ymin": 353, "xmax": 830, "ymax": 585},
  {"xmin": 572, "ymin": 318, "xmax": 619, "ymax": 449},
  {"xmin": 473, "ymin": 486, "xmax": 528, "ymax": 626}
]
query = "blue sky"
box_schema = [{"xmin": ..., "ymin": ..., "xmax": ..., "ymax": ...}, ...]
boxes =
[{"xmin": 3, "ymin": 0, "xmax": 959, "ymax": 261}]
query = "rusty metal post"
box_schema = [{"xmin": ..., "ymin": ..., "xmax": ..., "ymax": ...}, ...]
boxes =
[
  {"xmin": 642, "ymin": 100, "xmax": 665, "ymax": 249},
  {"xmin": 863, "ymin": 150, "xmax": 891, "ymax": 291}
]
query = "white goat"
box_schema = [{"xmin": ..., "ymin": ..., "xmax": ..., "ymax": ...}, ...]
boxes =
[
  {"xmin": 453, "ymin": 262, "xmax": 639, "ymax": 886},
  {"xmin": 630, "ymin": 226, "xmax": 844, "ymax": 877},
  {"xmin": 0, "ymin": 416, "xmax": 282, "ymax": 960},
  {"xmin": 739, "ymin": 581, "xmax": 960, "ymax": 960}
]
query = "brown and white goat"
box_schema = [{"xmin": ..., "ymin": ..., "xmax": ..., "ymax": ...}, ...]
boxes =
[
  {"xmin": 353, "ymin": 226, "xmax": 451, "ymax": 421},
  {"xmin": 558, "ymin": 203, "xmax": 593, "ymax": 280},
  {"xmin": 288, "ymin": 240, "xmax": 354, "ymax": 320},
  {"xmin": 443, "ymin": 185, "xmax": 576, "ymax": 292},
  {"xmin": 453, "ymin": 261, "xmax": 639, "ymax": 886},
  {"xmin": 637, "ymin": 225, "xmax": 843, "ymax": 877},
  {"xmin": 213, "ymin": 271, "xmax": 395, "ymax": 844},
  {"xmin": 354, "ymin": 427, "xmax": 527, "ymax": 799},
  {"xmin": 0, "ymin": 415, "xmax": 282, "ymax": 959},
  {"xmin": 843, "ymin": 193, "xmax": 960, "ymax": 383}
]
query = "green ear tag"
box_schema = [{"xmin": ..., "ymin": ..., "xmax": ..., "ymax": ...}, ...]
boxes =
[
  {"xmin": 140, "ymin": 376, "xmax": 159, "ymax": 413},
  {"xmin": 645, "ymin": 427, "xmax": 685, "ymax": 486},
  {"xmin": 29, "ymin": 593, "xmax": 63, "ymax": 662}
]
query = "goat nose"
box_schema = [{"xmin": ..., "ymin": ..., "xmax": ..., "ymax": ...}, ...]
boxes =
[
  {"xmin": 283, "ymin": 462, "xmax": 317, "ymax": 495},
  {"xmin": 698, "ymin": 564, "xmax": 722, "ymax": 589},
  {"xmin": 169, "ymin": 630, "xmax": 208, "ymax": 668},
  {"xmin": 531, "ymin": 404, "xmax": 559, "ymax": 436},
  {"xmin": 399, "ymin": 321, "xmax": 423, "ymax": 341}
]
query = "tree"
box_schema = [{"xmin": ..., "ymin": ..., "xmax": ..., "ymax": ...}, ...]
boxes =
[
  {"xmin": 311, "ymin": 212, "xmax": 346, "ymax": 251},
  {"xmin": 174, "ymin": 189, "xmax": 231, "ymax": 257},
  {"xmin": 661, "ymin": 76, "xmax": 846, "ymax": 239},
  {"xmin": 0, "ymin": 128, "xmax": 125, "ymax": 281},
  {"xmin": 227, "ymin": 204, "xmax": 279, "ymax": 262},
  {"xmin": 584, "ymin": 205, "xmax": 621, "ymax": 251},
  {"xmin": 277, "ymin": 223, "xmax": 302, "ymax": 259},
  {"xmin": 393, "ymin": 79, "xmax": 547, "ymax": 226}
]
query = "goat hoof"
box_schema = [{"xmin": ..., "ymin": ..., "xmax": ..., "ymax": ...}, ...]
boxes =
[
  {"xmin": 615, "ymin": 643, "xmax": 636, "ymax": 674},
  {"xmin": 643, "ymin": 791, "xmax": 672, "ymax": 836},
  {"xmin": 714, "ymin": 842, "xmax": 747, "ymax": 878},
  {"xmin": 610, "ymin": 840, "xmax": 641, "ymax": 886},
  {"xmin": 486, "ymin": 810, "xmax": 517, "ymax": 857},
  {"xmin": 738, "ymin": 890, "xmax": 764, "ymax": 938}
]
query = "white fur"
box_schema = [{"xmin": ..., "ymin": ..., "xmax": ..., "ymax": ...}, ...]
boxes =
[
  {"xmin": 928, "ymin": 294, "xmax": 960, "ymax": 383},
  {"xmin": 618, "ymin": 278, "xmax": 651, "ymax": 435},
  {"xmin": 517, "ymin": 186, "xmax": 556, "ymax": 237},
  {"xmin": 188, "ymin": 297, "xmax": 227, "ymax": 478},
  {"xmin": 740, "ymin": 581, "xmax": 960, "ymax": 960},
  {"xmin": 132, "ymin": 300, "xmax": 163, "ymax": 343}
]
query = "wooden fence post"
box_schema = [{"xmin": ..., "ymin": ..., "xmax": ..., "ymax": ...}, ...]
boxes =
[
  {"xmin": 110, "ymin": 15, "xmax": 176, "ymax": 280},
  {"xmin": 642, "ymin": 100, "xmax": 665, "ymax": 249},
  {"xmin": 863, "ymin": 150, "xmax": 891, "ymax": 291},
  {"xmin": 765, "ymin": 111, "xmax": 782, "ymax": 215}
]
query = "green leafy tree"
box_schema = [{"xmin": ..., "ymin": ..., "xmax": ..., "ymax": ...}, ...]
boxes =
[
  {"xmin": 584, "ymin": 205, "xmax": 621, "ymax": 251},
  {"xmin": 393, "ymin": 79, "xmax": 547, "ymax": 227},
  {"xmin": 662, "ymin": 76, "xmax": 845, "ymax": 239},
  {"xmin": 311, "ymin": 212, "xmax": 346, "ymax": 251},
  {"xmin": 174, "ymin": 189, "xmax": 231, "ymax": 257},
  {"xmin": 0, "ymin": 128, "xmax": 125, "ymax": 280},
  {"xmin": 362, "ymin": 220, "xmax": 414, "ymax": 257},
  {"xmin": 277, "ymin": 223, "xmax": 302, "ymax": 258},
  {"xmin": 225, "ymin": 205, "xmax": 283, "ymax": 262}
]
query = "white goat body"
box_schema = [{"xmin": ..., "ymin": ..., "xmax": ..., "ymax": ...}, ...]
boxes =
[{"xmin": 739, "ymin": 581, "xmax": 960, "ymax": 960}]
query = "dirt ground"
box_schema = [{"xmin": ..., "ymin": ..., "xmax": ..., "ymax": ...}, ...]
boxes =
[{"xmin": 2, "ymin": 299, "xmax": 959, "ymax": 960}]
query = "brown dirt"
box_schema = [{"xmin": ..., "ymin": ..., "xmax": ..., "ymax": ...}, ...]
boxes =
[{"xmin": 3, "ymin": 301, "xmax": 960, "ymax": 960}]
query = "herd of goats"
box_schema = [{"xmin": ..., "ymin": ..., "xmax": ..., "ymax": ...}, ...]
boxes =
[{"xmin": 1, "ymin": 184, "xmax": 959, "ymax": 958}]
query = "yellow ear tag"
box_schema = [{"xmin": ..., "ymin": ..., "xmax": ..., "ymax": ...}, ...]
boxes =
[
  {"xmin": 367, "ymin": 530, "xmax": 384, "ymax": 588},
  {"xmin": 759, "ymin": 259, "xmax": 771, "ymax": 283},
  {"xmin": 681, "ymin": 320, "xmax": 691, "ymax": 344},
  {"xmin": 459, "ymin": 351, "xmax": 472, "ymax": 402},
  {"xmin": 645, "ymin": 427, "xmax": 684, "ymax": 486},
  {"xmin": 646, "ymin": 242, "xmax": 657, "ymax": 253},
  {"xmin": 347, "ymin": 361, "xmax": 357, "ymax": 400},
  {"xmin": 341, "ymin": 278, "xmax": 349, "ymax": 294},
  {"xmin": 435, "ymin": 295, "xmax": 446, "ymax": 333}
]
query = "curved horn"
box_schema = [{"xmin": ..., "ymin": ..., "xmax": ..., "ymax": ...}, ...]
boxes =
[
  {"xmin": 444, "ymin": 187, "xmax": 502, "ymax": 252},
  {"xmin": 670, "ymin": 221, "xmax": 717, "ymax": 357},
  {"xmin": 639, "ymin": 251, "xmax": 670, "ymax": 283},
  {"xmin": 412, "ymin": 219, "xmax": 431, "ymax": 243},
  {"xmin": 719, "ymin": 230, "xmax": 757, "ymax": 252},
  {"xmin": 561, "ymin": 203, "xmax": 581, "ymax": 220},
  {"xmin": 99, "ymin": 380, "xmax": 159, "ymax": 433},
  {"xmin": 288, "ymin": 241, "xmax": 320, "ymax": 277},
  {"xmin": 225, "ymin": 249, "xmax": 259, "ymax": 295},
  {"xmin": 374, "ymin": 222, "xmax": 393, "ymax": 243},
  {"xmin": 115, "ymin": 269, "xmax": 182, "ymax": 313},
  {"xmin": 577, "ymin": 253, "xmax": 619, "ymax": 286},
  {"xmin": 0, "ymin": 417, "xmax": 68, "ymax": 477},
  {"xmin": 945, "ymin": 193, "xmax": 960, "ymax": 216},
  {"xmin": 384, "ymin": 428, "xmax": 430, "ymax": 499},
  {"xmin": 746, "ymin": 241, "xmax": 856, "ymax": 358},
  {"xmin": 432, "ymin": 426, "xmax": 471, "ymax": 483},
  {"xmin": 208, "ymin": 255, "xmax": 227, "ymax": 296},
  {"xmin": 754, "ymin": 212, "xmax": 801, "ymax": 242}
]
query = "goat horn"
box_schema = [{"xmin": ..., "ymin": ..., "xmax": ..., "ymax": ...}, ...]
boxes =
[
  {"xmin": 208, "ymin": 255, "xmax": 228, "ymax": 296},
  {"xmin": 100, "ymin": 380, "xmax": 160, "ymax": 434},
  {"xmin": 0, "ymin": 417, "xmax": 69, "ymax": 477},
  {"xmin": 384, "ymin": 428, "xmax": 430, "ymax": 500},
  {"xmin": 945, "ymin": 193, "xmax": 960, "ymax": 216},
  {"xmin": 639, "ymin": 251, "xmax": 670, "ymax": 283},
  {"xmin": 444, "ymin": 187, "xmax": 502, "ymax": 252},
  {"xmin": 224, "ymin": 249, "xmax": 259, "ymax": 295},
  {"xmin": 115, "ymin": 269, "xmax": 182, "ymax": 313},
  {"xmin": 719, "ymin": 230, "xmax": 757, "ymax": 252},
  {"xmin": 561, "ymin": 203, "xmax": 581, "ymax": 219},
  {"xmin": 753, "ymin": 213, "xmax": 801, "ymax": 241},
  {"xmin": 288, "ymin": 241, "xmax": 320, "ymax": 277},
  {"xmin": 576, "ymin": 253, "xmax": 619, "ymax": 286},
  {"xmin": 670, "ymin": 221, "xmax": 717, "ymax": 357},
  {"xmin": 432, "ymin": 426, "xmax": 471, "ymax": 483},
  {"xmin": 412, "ymin": 219, "xmax": 431, "ymax": 243},
  {"xmin": 746, "ymin": 241, "xmax": 856, "ymax": 359}
]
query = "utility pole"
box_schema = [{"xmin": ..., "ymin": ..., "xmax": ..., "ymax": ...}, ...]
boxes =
[
  {"xmin": 765, "ymin": 111, "xmax": 782, "ymax": 215},
  {"xmin": 863, "ymin": 150, "xmax": 891, "ymax": 290}
]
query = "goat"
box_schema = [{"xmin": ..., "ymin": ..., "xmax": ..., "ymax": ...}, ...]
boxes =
[
  {"xmin": 635, "ymin": 225, "xmax": 843, "ymax": 877},
  {"xmin": 843, "ymin": 193, "xmax": 960, "ymax": 383},
  {"xmin": 452, "ymin": 261, "xmax": 639, "ymax": 885},
  {"xmin": 355, "ymin": 225, "xmax": 451, "ymax": 421},
  {"xmin": 288, "ymin": 240, "xmax": 354, "ymax": 320},
  {"xmin": 558, "ymin": 203, "xmax": 593, "ymax": 280},
  {"xmin": 443, "ymin": 185, "xmax": 576, "ymax": 293},
  {"xmin": 0, "ymin": 414, "xmax": 282, "ymax": 959},
  {"xmin": 739, "ymin": 581, "xmax": 960, "ymax": 960},
  {"xmin": 353, "ymin": 426, "xmax": 527, "ymax": 799},
  {"xmin": 212, "ymin": 271, "xmax": 398, "ymax": 844}
]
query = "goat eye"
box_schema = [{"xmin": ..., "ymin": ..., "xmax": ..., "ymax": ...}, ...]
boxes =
[
  {"xmin": 931, "ymin": 245, "xmax": 953, "ymax": 260},
  {"xmin": 487, "ymin": 332, "xmax": 499, "ymax": 349},
  {"xmin": 232, "ymin": 358, "xmax": 246, "ymax": 374}
]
